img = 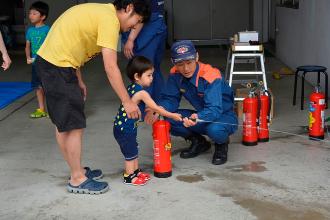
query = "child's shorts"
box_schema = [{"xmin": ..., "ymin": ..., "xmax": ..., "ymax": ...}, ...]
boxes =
[
  {"xmin": 113, "ymin": 126, "xmax": 139, "ymax": 161},
  {"xmin": 31, "ymin": 64, "xmax": 42, "ymax": 89},
  {"xmin": 35, "ymin": 56, "xmax": 86, "ymax": 132}
]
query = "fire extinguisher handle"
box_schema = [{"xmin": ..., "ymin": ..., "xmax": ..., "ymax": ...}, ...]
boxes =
[
  {"xmin": 265, "ymin": 90, "xmax": 272, "ymax": 120},
  {"xmin": 182, "ymin": 116, "xmax": 202, "ymax": 123},
  {"xmin": 188, "ymin": 117, "xmax": 197, "ymax": 122}
]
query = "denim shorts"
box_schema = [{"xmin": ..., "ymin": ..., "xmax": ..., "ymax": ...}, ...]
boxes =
[
  {"xmin": 113, "ymin": 126, "xmax": 139, "ymax": 161},
  {"xmin": 31, "ymin": 64, "xmax": 41, "ymax": 89}
]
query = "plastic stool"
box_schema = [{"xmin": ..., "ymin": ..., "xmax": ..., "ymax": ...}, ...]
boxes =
[{"xmin": 293, "ymin": 65, "xmax": 328, "ymax": 110}]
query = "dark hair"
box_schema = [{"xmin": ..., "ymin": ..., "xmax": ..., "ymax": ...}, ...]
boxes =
[
  {"xmin": 126, "ymin": 56, "xmax": 153, "ymax": 82},
  {"xmin": 30, "ymin": 1, "xmax": 49, "ymax": 20},
  {"xmin": 113, "ymin": 0, "xmax": 151, "ymax": 23}
]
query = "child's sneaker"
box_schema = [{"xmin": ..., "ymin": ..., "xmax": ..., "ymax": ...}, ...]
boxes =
[
  {"xmin": 134, "ymin": 168, "xmax": 151, "ymax": 181},
  {"xmin": 123, "ymin": 173, "xmax": 147, "ymax": 186},
  {"xmin": 30, "ymin": 108, "xmax": 48, "ymax": 118}
]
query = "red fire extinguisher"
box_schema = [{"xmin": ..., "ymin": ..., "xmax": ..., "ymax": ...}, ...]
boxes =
[
  {"xmin": 309, "ymin": 87, "xmax": 325, "ymax": 140},
  {"xmin": 258, "ymin": 89, "xmax": 271, "ymax": 142},
  {"xmin": 242, "ymin": 91, "xmax": 259, "ymax": 146},
  {"xmin": 152, "ymin": 118, "xmax": 172, "ymax": 178}
]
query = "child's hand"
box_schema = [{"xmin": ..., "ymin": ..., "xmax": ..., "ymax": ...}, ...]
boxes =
[
  {"xmin": 145, "ymin": 110, "xmax": 158, "ymax": 125},
  {"xmin": 27, "ymin": 58, "xmax": 34, "ymax": 64},
  {"xmin": 169, "ymin": 112, "xmax": 182, "ymax": 121}
]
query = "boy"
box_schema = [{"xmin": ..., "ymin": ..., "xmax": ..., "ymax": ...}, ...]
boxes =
[
  {"xmin": 145, "ymin": 40, "xmax": 238, "ymax": 165},
  {"xmin": 35, "ymin": 0, "xmax": 150, "ymax": 194},
  {"xmin": 25, "ymin": 1, "xmax": 50, "ymax": 118}
]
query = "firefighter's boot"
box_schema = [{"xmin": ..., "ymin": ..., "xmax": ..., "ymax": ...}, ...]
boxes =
[
  {"xmin": 212, "ymin": 142, "xmax": 228, "ymax": 165},
  {"xmin": 180, "ymin": 135, "xmax": 211, "ymax": 159}
]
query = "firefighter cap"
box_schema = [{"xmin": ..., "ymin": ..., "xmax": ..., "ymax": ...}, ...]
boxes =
[{"xmin": 171, "ymin": 40, "xmax": 197, "ymax": 64}]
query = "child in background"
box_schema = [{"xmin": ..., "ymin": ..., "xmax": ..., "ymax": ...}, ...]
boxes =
[
  {"xmin": 113, "ymin": 56, "xmax": 182, "ymax": 186},
  {"xmin": 25, "ymin": 1, "xmax": 50, "ymax": 118}
]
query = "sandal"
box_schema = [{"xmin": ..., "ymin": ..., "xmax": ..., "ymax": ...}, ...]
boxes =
[
  {"xmin": 85, "ymin": 167, "xmax": 103, "ymax": 180},
  {"xmin": 67, "ymin": 178, "xmax": 109, "ymax": 194},
  {"xmin": 123, "ymin": 173, "xmax": 147, "ymax": 186},
  {"xmin": 30, "ymin": 109, "xmax": 48, "ymax": 118},
  {"xmin": 68, "ymin": 167, "xmax": 103, "ymax": 181},
  {"xmin": 134, "ymin": 168, "xmax": 151, "ymax": 181}
]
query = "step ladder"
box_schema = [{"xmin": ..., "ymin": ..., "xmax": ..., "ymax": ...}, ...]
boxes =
[{"xmin": 226, "ymin": 42, "xmax": 268, "ymax": 101}]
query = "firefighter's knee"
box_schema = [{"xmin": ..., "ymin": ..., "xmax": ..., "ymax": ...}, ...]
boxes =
[
  {"xmin": 206, "ymin": 124, "xmax": 229, "ymax": 144},
  {"xmin": 169, "ymin": 123, "xmax": 192, "ymax": 138}
]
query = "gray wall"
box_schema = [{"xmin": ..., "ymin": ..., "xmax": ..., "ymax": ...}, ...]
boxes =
[
  {"xmin": 24, "ymin": 0, "xmax": 114, "ymax": 25},
  {"xmin": 166, "ymin": 0, "xmax": 253, "ymax": 45},
  {"xmin": 276, "ymin": 0, "xmax": 330, "ymax": 90},
  {"xmin": 24, "ymin": 0, "xmax": 78, "ymax": 25},
  {"xmin": 252, "ymin": 0, "xmax": 269, "ymax": 43}
]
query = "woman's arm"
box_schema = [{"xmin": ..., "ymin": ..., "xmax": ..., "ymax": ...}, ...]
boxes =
[{"xmin": 0, "ymin": 32, "xmax": 11, "ymax": 70}]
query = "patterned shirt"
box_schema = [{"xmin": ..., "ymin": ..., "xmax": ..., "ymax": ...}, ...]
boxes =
[
  {"xmin": 114, "ymin": 83, "xmax": 145, "ymax": 132},
  {"xmin": 26, "ymin": 25, "xmax": 50, "ymax": 58}
]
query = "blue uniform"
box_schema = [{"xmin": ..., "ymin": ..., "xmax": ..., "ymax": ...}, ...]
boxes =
[
  {"xmin": 121, "ymin": 0, "xmax": 167, "ymax": 102},
  {"xmin": 113, "ymin": 83, "xmax": 145, "ymax": 161},
  {"xmin": 158, "ymin": 63, "xmax": 238, "ymax": 144},
  {"xmin": 26, "ymin": 25, "xmax": 50, "ymax": 89}
]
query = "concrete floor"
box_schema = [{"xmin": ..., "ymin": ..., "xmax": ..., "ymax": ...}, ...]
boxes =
[{"xmin": 0, "ymin": 47, "xmax": 329, "ymax": 220}]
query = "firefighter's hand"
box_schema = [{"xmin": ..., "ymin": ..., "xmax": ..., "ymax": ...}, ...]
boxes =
[
  {"xmin": 145, "ymin": 110, "xmax": 158, "ymax": 125},
  {"xmin": 123, "ymin": 39, "xmax": 134, "ymax": 59},
  {"xmin": 183, "ymin": 113, "xmax": 198, "ymax": 127}
]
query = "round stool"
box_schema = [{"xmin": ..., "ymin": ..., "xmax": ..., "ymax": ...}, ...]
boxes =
[{"xmin": 293, "ymin": 65, "xmax": 328, "ymax": 110}]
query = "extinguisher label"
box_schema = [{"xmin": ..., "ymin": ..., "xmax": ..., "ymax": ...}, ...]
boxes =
[
  {"xmin": 321, "ymin": 110, "xmax": 325, "ymax": 129},
  {"xmin": 309, "ymin": 112, "xmax": 315, "ymax": 128},
  {"xmin": 153, "ymin": 140, "xmax": 160, "ymax": 165},
  {"xmin": 319, "ymin": 99, "xmax": 325, "ymax": 105}
]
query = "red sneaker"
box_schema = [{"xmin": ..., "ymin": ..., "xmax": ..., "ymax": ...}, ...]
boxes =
[
  {"xmin": 134, "ymin": 169, "xmax": 151, "ymax": 181},
  {"xmin": 123, "ymin": 173, "xmax": 147, "ymax": 186}
]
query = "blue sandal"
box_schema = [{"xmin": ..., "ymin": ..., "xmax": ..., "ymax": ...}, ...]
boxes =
[
  {"xmin": 85, "ymin": 167, "xmax": 103, "ymax": 180},
  {"xmin": 67, "ymin": 178, "xmax": 109, "ymax": 195}
]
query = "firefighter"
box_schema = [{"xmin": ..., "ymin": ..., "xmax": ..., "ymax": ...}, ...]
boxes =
[
  {"xmin": 121, "ymin": 0, "xmax": 167, "ymax": 102},
  {"xmin": 145, "ymin": 40, "xmax": 238, "ymax": 165}
]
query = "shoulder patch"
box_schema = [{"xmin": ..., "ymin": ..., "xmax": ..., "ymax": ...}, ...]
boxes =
[
  {"xmin": 170, "ymin": 66, "xmax": 179, "ymax": 74},
  {"xmin": 198, "ymin": 63, "xmax": 222, "ymax": 83}
]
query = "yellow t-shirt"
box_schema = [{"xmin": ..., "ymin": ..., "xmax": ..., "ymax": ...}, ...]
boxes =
[{"xmin": 38, "ymin": 3, "xmax": 120, "ymax": 68}]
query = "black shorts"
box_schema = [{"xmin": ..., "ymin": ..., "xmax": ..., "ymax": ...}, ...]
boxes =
[{"xmin": 35, "ymin": 56, "xmax": 86, "ymax": 132}]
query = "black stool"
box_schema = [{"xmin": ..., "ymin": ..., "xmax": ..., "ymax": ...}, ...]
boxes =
[{"xmin": 293, "ymin": 65, "xmax": 328, "ymax": 110}]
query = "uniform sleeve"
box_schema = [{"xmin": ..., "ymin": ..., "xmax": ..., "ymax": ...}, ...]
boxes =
[
  {"xmin": 197, "ymin": 79, "xmax": 223, "ymax": 121},
  {"xmin": 97, "ymin": 16, "xmax": 120, "ymax": 50},
  {"xmin": 158, "ymin": 75, "xmax": 181, "ymax": 112}
]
